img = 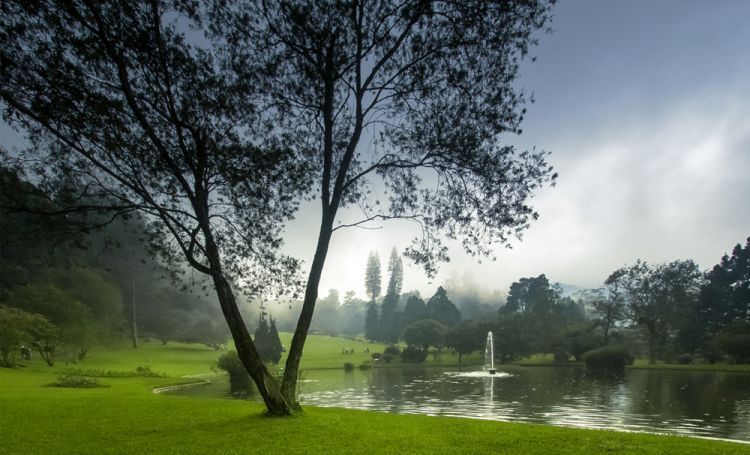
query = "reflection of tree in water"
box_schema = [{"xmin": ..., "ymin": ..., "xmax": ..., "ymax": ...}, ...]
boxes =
[{"xmin": 626, "ymin": 370, "xmax": 750, "ymax": 438}]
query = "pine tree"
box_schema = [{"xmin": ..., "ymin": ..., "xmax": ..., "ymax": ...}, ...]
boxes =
[
  {"xmin": 365, "ymin": 252, "xmax": 382, "ymax": 305},
  {"xmin": 379, "ymin": 248, "xmax": 404, "ymax": 342},
  {"xmin": 268, "ymin": 317, "xmax": 283, "ymax": 364},
  {"xmin": 254, "ymin": 308, "xmax": 282, "ymax": 364},
  {"xmin": 426, "ymin": 287, "xmax": 462, "ymax": 327}
]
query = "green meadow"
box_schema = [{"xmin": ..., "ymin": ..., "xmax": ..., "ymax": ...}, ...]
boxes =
[{"xmin": 1, "ymin": 335, "xmax": 748, "ymax": 454}]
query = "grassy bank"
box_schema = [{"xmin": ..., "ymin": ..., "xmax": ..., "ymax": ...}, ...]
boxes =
[{"xmin": 1, "ymin": 338, "xmax": 748, "ymax": 454}]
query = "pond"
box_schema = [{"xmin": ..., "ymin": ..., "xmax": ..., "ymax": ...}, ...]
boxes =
[{"xmin": 166, "ymin": 365, "xmax": 750, "ymax": 442}]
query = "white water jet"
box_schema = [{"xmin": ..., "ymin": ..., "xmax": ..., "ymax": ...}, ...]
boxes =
[{"xmin": 485, "ymin": 331, "xmax": 496, "ymax": 375}]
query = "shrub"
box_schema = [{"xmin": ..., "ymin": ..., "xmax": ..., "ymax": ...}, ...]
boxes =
[
  {"xmin": 399, "ymin": 345, "xmax": 427, "ymax": 363},
  {"xmin": 382, "ymin": 353, "xmax": 394, "ymax": 363},
  {"xmin": 371, "ymin": 352, "xmax": 382, "ymax": 361},
  {"xmin": 358, "ymin": 363, "xmax": 371, "ymax": 371},
  {"xmin": 583, "ymin": 346, "xmax": 633, "ymax": 370},
  {"xmin": 343, "ymin": 362, "xmax": 354, "ymax": 371},
  {"xmin": 676, "ymin": 353, "xmax": 693, "ymax": 365},
  {"xmin": 384, "ymin": 345, "xmax": 401, "ymax": 356},
  {"xmin": 56, "ymin": 374, "xmax": 100, "ymax": 388},
  {"xmin": 216, "ymin": 351, "xmax": 251, "ymax": 389},
  {"xmin": 63, "ymin": 366, "xmax": 167, "ymax": 378}
]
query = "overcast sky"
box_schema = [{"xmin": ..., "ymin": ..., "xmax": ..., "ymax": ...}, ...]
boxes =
[{"xmin": 283, "ymin": 0, "xmax": 750, "ymax": 299}]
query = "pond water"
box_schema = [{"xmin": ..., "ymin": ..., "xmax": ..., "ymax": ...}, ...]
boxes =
[{"xmin": 166, "ymin": 366, "xmax": 750, "ymax": 442}]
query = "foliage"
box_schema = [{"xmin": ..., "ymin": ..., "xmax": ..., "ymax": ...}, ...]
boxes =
[
  {"xmin": 343, "ymin": 362, "xmax": 354, "ymax": 372},
  {"xmin": 588, "ymin": 283, "xmax": 626, "ymax": 347},
  {"xmin": 399, "ymin": 345, "xmax": 428, "ymax": 363},
  {"xmin": 716, "ymin": 323, "xmax": 750, "ymax": 364},
  {"xmin": 365, "ymin": 252, "xmax": 382, "ymax": 305},
  {"xmin": 216, "ymin": 351, "xmax": 251, "ymax": 390},
  {"xmin": 27, "ymin": 316, "xmax": 64, "ymax": 367},
  {"xmin": 444, "ymin": 321, "xmax": 486, "ymax": 363},
  {"xmin": 5, "ymin": 284, "xmax": 97, "ymax": 358},
  {"xmin": 561, "ymin": 326, "xmax": 601, "ymax": 361},
  {"xmin": 63, "ymin": 366, "xmax": 166, "ymax": 378},
  {"xmin": 583, "ymin": 346, "xmax": 634, "ymax": 370},
  {"xmin": 206, "ymin": 0, "xmax": 557, "ymax": 408},
  {"xmin": 38, "ymin": 267, "xmax": 123, "ymax": 334},
  {"xmin": 402, "ymin": 319, "xmax": 446, "ymax": 351},
  {"xmin": 382, "ymin": 353, "xmax": 395, "ymax": 363},
  {"xmin": 425, "ymin": 287, "xmax": 461, "ymax": 327},
  {"xmin": 1, "ymin": 0, "xmax": 306, "ymax": 415},
  {"xmin": 403, "ymin": 295, "xmax": 427, "ymax": 327},
  {"xmin": 493, "ymin": 313, "xmax": 534, "ymax": 364},
  {"xmin": 254, "ymin": 313, "xmax": 283, "ymax": 364},
  {"xmin": 384, "ymin": 345, "xmax": 401, "ymax": 357},
  {"xmin": 606, "ymin": 260, "xmax": 702, "ymax": 364},
  {"xmin": 503, "ymin": 274, "xmax": 557, "ymax": 316},
  {"xmin": 55, "ymin": 374, "xmax": 101, "ymax": 388},
  {"xmin": 0, "ymin": 305, "xmax": 36, "ymax": 367}
]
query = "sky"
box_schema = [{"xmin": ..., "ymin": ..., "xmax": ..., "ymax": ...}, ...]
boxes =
[
  {"xmin": 2, "ymin": 1, "xmax": 748, "ymax": 302},
  {"xmin": 282, "ymin": 0, "xmax": 750, "ymax": 299}
]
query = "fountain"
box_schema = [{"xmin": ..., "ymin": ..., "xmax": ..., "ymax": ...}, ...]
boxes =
[{"xmin": 485, "ymin": 331, "xmax": 496, "ymax": 375}]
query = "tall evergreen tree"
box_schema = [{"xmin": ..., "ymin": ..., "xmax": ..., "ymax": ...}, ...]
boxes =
[
  {"xmin": 403, "ymin": 295, "xmax": 427, "ymax": 327},
  {"xmin": 426, "ymin": 287, "xmax": 461, "ymax": 327},
  {"xmin": 268, "ymin": 317, "xmax": 283, "ymax": 365},
  {"xmin": 364, "ymin": 251, "xmax": 382, "ymax": 341},
  {"xmin": 365, "ymin": 252, "xmax": 382, "ymax": 305},
  {"xmin": 379, "ymin": 248, "xmax": 404, "ymax": 342}
]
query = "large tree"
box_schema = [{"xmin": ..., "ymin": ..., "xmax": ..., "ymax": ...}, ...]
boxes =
[
  {"xmin": 210, "ymin": 0, "xmax": 557, "ymax": 405},
  {"xmin": 4, "ymin": 0, "xmax": 557, "ymax": 413},
  {"xmin": 608, "ymin": 260, "xmax": 702, "ymax": 364},
  {"xmin": 1, "ymin": 1, "xmax": 306, "ymax": 415}
]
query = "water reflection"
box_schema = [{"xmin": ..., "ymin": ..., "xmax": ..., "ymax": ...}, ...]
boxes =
[{"xmin": 298, "ymin": 366, "xmax": 750, "ymax": 441}]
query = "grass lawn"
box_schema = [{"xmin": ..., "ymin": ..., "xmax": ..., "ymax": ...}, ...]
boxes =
[{"xmin": 1, "ymin": 337, "xmax": 748, "ymax": 454}]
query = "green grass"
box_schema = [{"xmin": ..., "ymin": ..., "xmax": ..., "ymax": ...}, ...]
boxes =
[{"xmin": 1, "ymin": 337, "xmax": 748, "ymax": 454}]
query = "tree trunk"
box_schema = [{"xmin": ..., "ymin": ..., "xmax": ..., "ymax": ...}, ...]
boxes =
[
  {"xmin": 211, "ymin": 271, "xmax": 294, "ymax": 416},
  {"xmin": 281, "ymin": 214, "xmax": 335, "ymax": 405}
]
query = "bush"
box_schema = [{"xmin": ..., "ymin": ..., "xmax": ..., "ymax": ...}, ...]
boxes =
[
  {"xmin": 583, "ymin": 346, "xmax": 634, "ymax": 370},
  {"xmin": 371, "ymin": 352, "xmax": 382, "ymax": 361},
  {"xmin": 384, "ymin": 345, "xmax": 401, "ymax": 356},
  {"xmin": 56, "ymin": 374, "xmax": 100, "ymax": 388},
  {"xmin": 63, "ymin": 366, "xmax": 167, "ymax": 378},
  {"xmin": 399, "ymin": 345, "xmax": 427, "ymax": 363},
  {"xmin": 676, "ymin": 353, "xmax": 693, "ymax": 365},
  {"xmin": 358, "ymin": 363, "xmax": 371, "ymax": 370},
  {"xmin": 343, "ymin": 362, "xmax": 354, "ymax": 371},
  {"xmin": 382, "ymin": 353, "xmax": 395, "ymax": 363},
  {"xmin": 216, "ymin": 351, "xmax": 251, "ymax": 389}
]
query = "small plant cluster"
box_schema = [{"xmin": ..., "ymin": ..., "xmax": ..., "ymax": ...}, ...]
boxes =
[
  {"xmin": 55, "ymin": 374, "xmax": 102, "ymax": 388},
  {"xmin": 63, "ymin": 366, "xmax": 167, "ymax": 378}
]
